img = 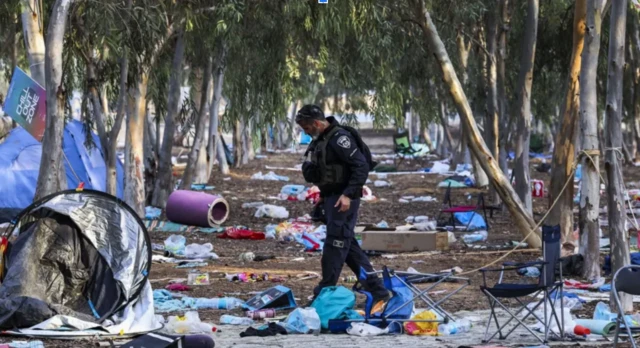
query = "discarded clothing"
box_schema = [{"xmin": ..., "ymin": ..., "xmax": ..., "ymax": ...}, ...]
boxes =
[
  {"xmin": 166, "ymin": 284, "xmax": 190, "ymax": 291},
  {"xmin": 217, "ymin": 227, "xmax": 265, "ymax": 240},
  {"xmin": 239, "ymin": 323, "xmax": 288, "ymax": 337}
]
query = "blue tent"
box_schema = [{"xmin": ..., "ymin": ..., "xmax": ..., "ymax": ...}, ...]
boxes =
[
  {"xmin": 0, "ymin": 120, "xmax": 124, "ymax": 222},
  {"xmin": 299, "ymin": 132, "xmax": 312, "ymax": 145}
]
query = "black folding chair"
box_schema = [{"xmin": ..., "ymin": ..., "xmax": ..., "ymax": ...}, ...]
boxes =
[
  {"xmin": 612, "ymin": 265, "xmax": 640, "ymax": 348},
  {"xmin": 479, "ymin": 225, "xmax": 564, "ymax": 343},
  {"xmin": 437, "ymin": 182, "xmax": 490, "ymax": 231}
]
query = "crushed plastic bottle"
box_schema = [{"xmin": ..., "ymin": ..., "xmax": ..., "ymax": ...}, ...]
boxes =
[
  {"xmin": 220, "ymin": 315, "xmax": 254, "ymax": 325},
  {"xmin": 164, "ymin": 235, "xmax": 186, "ymax": 255},
  {"xmin": 193, "ymin": 297, "xmax": 244, "ymax": 310},
  {"xmin": 462, "ymin": 231, "xmax": 488, "ymax": 244}
]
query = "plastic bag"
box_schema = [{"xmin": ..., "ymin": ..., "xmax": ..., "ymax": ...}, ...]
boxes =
[
  {"xmin": 404, "ymin": 310, "xmax": 439, "ymax": 336},
  {"xmin": 184, "ymin": 243, "xmax": 218, "ymax": 259},
  {"xmin": 255, "ymin": 205, "xmax": 289, "ymax": 219},
  {"xmin": 164, "ymin": 235, "xmax": 186, "ymax": 255},
  {"xmin": 347, "ymin": 322, "xmax": 390, "ymax": 337},
  {"xmin": 283, "ymin": 308, "xmax": 321, "ymax": 334},
  {"xmin": 164, "ymin": 311, "xmax": 214, "ymax": 334}
]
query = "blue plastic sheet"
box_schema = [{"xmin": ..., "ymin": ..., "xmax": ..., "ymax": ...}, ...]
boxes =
[{"xmin": 453, "ymin": 212, "xmax": 487, "ymax": 230}]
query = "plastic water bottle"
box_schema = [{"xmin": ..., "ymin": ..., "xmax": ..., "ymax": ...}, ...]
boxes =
[
  {"xmin": 220, "ymin": 315, "xmax": 254, "ymax": 325},
  {"xmin": 462, "ymin": 231, "xmax": 488, "ymax": 243},
  {"xmin": 438, "ymin": 322, "xmax": 458, "ymax": 335},
  {"xmin": 194, "ymin": 297, "xmax": 244, "ymax": 310},
  {"xmin": 265, "ymin": 224, "xmax": 277, "ymax": 239}
]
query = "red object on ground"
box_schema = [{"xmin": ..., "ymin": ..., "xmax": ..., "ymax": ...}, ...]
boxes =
[
  {"xmin": 532, "ymin": 179, "xmax": 544, "ymax": 198},
  {"xmin": 165, "ymin": 283, "xmax": 190, "ymax": 291},
  {"xmin": 574, "ymin": 325, "xmax": 591, "ymax": 336},
  {"xmin": 217, "ymin": 227, "xmax": 266, "ymax": 240}
]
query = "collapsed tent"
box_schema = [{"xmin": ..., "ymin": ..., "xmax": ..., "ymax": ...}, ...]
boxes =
[
  {"xmin": 0, "ymin": 190, "xmax": 152, "ymax": 332},
  {"xmin": 0, "ymin": 120, "xmax": 124, "ymax": 223}
]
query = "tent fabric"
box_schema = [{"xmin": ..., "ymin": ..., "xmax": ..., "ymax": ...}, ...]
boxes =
[
  {"xmin": 0, "ymin": 190, "xmax": 151, "ymax": 330},
  {"xmin": 0, "ymin": 121, "xmax": 124, "ymax": 223}
]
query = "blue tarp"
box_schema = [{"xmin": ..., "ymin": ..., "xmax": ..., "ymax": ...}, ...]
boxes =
[
  {"xmin": 300, "ymin": 132, "xmax": 312, "ymax": 145},
  {"xmin": 0, "ymin": 120, "xmax": 124, "ymax": 222},
  {"xmin": 454, "ymin": 211, "xmax": 487, "ymax": 230}
]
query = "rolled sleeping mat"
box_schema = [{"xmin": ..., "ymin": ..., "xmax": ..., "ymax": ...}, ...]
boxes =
[
  {"xmin": 166, "ymin": 190, "xmax": 229, "ymax": 227},
  {"xmin": 573, "ymin": 319, "xmax": 616, "ymax": 335}
]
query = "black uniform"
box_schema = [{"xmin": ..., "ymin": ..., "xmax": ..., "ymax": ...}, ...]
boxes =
[{"xmin": 302, "ymin": 117, "xmax": 388, "ymax": 300}]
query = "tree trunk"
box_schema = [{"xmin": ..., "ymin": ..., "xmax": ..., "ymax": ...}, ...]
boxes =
[
  {"xmin": 195, "ymin": 75, "xmax": 213, "ymax": 184},
  {"xmin": 548, "ymin": 0, "xmax": 586, "ymax": 244},
  {"xmin": 247, "ymin": 118, "xmax": 255, "ymax": 161},
  {"xmin": 152, "ymin": 30, "xmax": 186, "ymax": 208},
  {"xmin": 579, "ymin": 0, "xmax": 608, "ymax": 281},
  {"xmin": 513, "ymin": 0, "xmax": 539, "ymax": 214},
  {"xmin": 417, "ymin": 0, "xmax": 541, "ymax": 248},
  {"xmin": 233, "ymin": 120, "xmax": 243, "ymax": 168},
  {"xmin": 181, "ymin": 58, "xmax": 213, "ymax": 189},
  {"xmin": 124, "ymin": 75, "xmax": 148, "ymax": 216},
  {"xmin": 34, "ymin": 0, "xmax": 73, "ymax": 201},
  {"xmin": 486, "ymin": 3, "xmax": 501, "ymax": 200},
  {"xmin": 143, "ymin": 102, "xmax": 155, "ymax": 202},
  {"xmin": 208, "ymin": 45, "xmax": 228, "ymax": 176},
  {"xmin": 604, "ymin": 0, "xmax": 631, "ymax": 312},
  {"xmin": 106, "ymin": 53, "xmax": 129, "ymax": 196},
  {"xmin": 497, "ymin": 0, "xmax": 511, "ymax": 179},
  {"xmin": 21, "ymin": 0, "xmax": 46, "ymax": 86}
]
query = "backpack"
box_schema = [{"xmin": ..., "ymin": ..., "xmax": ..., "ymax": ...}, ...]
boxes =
[{"xmin": 339, "ymin": 125, "xmax": 378, "ymax": 172}]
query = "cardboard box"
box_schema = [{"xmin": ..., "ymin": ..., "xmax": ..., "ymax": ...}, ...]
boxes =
[{"xmin": 358, "ymin": 228, "xmax": 449, "ymax": 252}]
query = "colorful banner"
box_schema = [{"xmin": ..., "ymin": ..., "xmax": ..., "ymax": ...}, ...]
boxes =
[{"xmin": 2, "ymin": 67, "xmax": 46, "ymax": 142}]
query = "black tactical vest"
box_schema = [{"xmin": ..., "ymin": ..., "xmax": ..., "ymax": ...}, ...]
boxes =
[{"xmin": 307, "ymin": 126, "xmax": 345, "ymax": 186}]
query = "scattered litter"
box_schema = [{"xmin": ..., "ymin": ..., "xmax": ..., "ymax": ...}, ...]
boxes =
[
  {"xmin": 439, "ymin": 266, "xmax": 463, "ymax": 274},
  {"xmin": 282, "ymin": 307, "xmax": 321, "ymax": 334},
  {"xmin": 187, "ymin": 271, "xmax": 210, "ymax": 286},
  {"xmin": 251, "ymin": 171, "xmax": 290, "ymax": 181},
  {"xmin": 376, "ymin": 220, "xmax": 389, "ymax": 228},
  {"xmin": 220, "ymin": 315, "xmax": 254, "ymax": 326},
  {"xmin": 462, "ymin": 230, "xmax": 488, "ymax": 244},
  {"xmin": 5, "ymin": 341, "xmax": 45, "ymax": 348},
  {"xmin": 255, "ymin": 204, "xmax": 290, "ymax": 219},
  {"xmin": 145, "ymin": 206, "xmax": 162, "ymax": 220},
  {"xmin": 145, "ymin": 220, "xmax": 225, "ymax": 234},
  {"xmin": 166, "ymin": 284, "xmax": 190, "ymax": 291},
  {"xmin": 218, "ymin": 227, "xmax": 266, "ymax": 240},
  {"xmin": 242, "ymin": 201, "xmax": 265, "ymax": 208},
  {"xmin": 191, "ymin": 183, "xmax": 215, "ymax": 191},
  {"xmin": 176, "ymin": 262, "xmax": 208, "ymax": 269},
  {"xmin": 184, "ymin": 243, "xmax": 218, "ymax": 259},
  {"xmin": 163, "ymin": 311, "xmax": 215, "ymax": 334},
  {"xmin": 517, "ymin": 266, "xmax": 540, "ymax": 278},
  {"xmin": 239, "ymin": 252, "xmax": 255, "ymax": 262},
  {"xmin": 154, "ymin": 290, "xmax": 244, "ymax": 312},
  {"xmin": 374, "ymin": 180, "xmax": 390, "ymax": 187},
  {"xmin": 164, "ymin": 235, "xmax": 186, "ymax": 255},
  {"xmin": 291, "ymin": 257, "xmax": 305, "ymax": 262},
  {"xmin": 224, "ymin": 177, "xmax": 231, "ymax": 181}
]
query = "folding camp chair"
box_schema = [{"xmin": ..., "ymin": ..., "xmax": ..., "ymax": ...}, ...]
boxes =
[
  {"xmin": 393, "ymin": 131, "xmax": 428, "ymax": 168},
  {"xmin": 479, "ymin": 225, "xmax": 564, "ymax": 343},
  {"xmin": 327, "ymin": 265, "xmax": 471, "ymax": 333},
  {"xmin": 612, "ymin": 265, "xmax": 640, "ymax": 348},
  {"xmin": 437, "ymin": 182, "xmax": 490, "ymax": 231}
]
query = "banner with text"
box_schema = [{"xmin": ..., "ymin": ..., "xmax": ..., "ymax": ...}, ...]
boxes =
[{"xmin": 2, "ymin": 67, "xmax": 46, "ymax": 142}]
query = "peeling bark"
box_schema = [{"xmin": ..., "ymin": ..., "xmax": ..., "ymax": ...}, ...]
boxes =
[
  {"xmin": 548, "ymin": 0, "xmax": 586, "ymax": 244},
  {"xmin": 152, "ymin": 29, "xmax": 186, "ymax": 208},
  {"xmin": 604, "ymin": 0, "xmax": 631, "ymax": 312},
  {"xmin": 578, "ymin": 0, "xmax": 608, "ymax": 281},
  {"xmin": 182, "ymin": 58, "xmax": 213, "ymax": 189},
  {"xmin": 34, "ymin": 0, "xmax": 73, "ymax": 201},
  {"xmin": 21, "ymin": 0, "xmax": 46, "ymax": 86},
  {"xmin": 513, "ymin": 0, "xmax": 539, "ymax": 214}
]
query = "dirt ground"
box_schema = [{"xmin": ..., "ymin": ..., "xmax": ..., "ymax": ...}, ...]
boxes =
[{"xmin": 7, "ymin": 150, "xmax": 640, "ymax": 347}]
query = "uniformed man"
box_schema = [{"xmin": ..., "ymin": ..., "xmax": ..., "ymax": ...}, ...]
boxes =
[{"xmin": 296, "ymin": 104, "xmax": 390, "ymax": 304}]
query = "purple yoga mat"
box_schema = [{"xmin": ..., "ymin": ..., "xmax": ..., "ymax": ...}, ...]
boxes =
[{"xmin": 166, "ymin": 190, "xmax": 229, "ymax": 227}]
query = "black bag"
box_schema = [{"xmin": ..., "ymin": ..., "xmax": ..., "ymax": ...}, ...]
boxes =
[{"xmin": 339, "ymin": 125, "xmax": 378, "ymax": 171}]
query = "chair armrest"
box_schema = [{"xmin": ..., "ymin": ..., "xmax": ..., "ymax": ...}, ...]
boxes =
[
  {"xmin": 503, "ymin": 261, "xmax": 546, "ymax": 268},
  {"xmin": 481, "ymin": 261, "xmax": 547, "ymax": 273}
]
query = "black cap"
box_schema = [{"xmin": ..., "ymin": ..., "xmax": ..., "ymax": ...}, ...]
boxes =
[{"xmin": 296, "ymin": 104, "xmax": 325, "ymax": 122}]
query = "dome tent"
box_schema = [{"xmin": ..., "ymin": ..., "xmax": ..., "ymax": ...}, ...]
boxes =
[
  {"xmin": 0, "ymin": 120, "xmax": 124, "ymax": 223},
  {"xmin": 0, "ymin": 189, "xmax": 151, "ymax": 330}
]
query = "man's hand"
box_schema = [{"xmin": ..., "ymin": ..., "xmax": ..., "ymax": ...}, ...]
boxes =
[{"xmin": 334, "ymin": 195, "xmax": 351, "ymax": 212}]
